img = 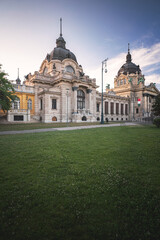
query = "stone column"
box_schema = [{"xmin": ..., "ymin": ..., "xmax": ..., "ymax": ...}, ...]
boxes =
[
  {"xmin": 113, "ymin": 102, "xmax": 115, "ymax": 115},
  {"xmin": 87, "ymin": 89, "xmax": 92, "ymax": 114},
  {"xmin": 72, "ymin": 87, "xmax": 78, "ymax": 113},
  {"xmin": 92, "ymin": 89, "xmax": 96, "ymax": 119},
  {"xmin": 60, "ymin": 86, "xmax": 66, "ymax": 122},
  {"xmin": 34, "ymin": 85, "xmax": 39, "ymax": 117},
  {"xmin": 119, "ymin": 102, "xmax": 121, "ymax": 116},
  {"xmin": 144, "ymin": 95, "xmax": 147, "ymax": 116},
  {"xmin": 123, "ymin": 103, "xmax": 125, "ymax": 116},
  {"xmin": 108, "ymin": 100, "xmax": 111, "ymax": 114},
  {"xmin": 44, "ymin": 93, "xmax": 49, "ymax": 122}
]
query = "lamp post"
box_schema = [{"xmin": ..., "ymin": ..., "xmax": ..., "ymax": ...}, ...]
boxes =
[
  {"xmin": 66, "ymin": 88, "xmax": 69, "ymax": 126},
  {"xmin": 101, "ymin": 58, "xmax": 108, "ymax": 124}
]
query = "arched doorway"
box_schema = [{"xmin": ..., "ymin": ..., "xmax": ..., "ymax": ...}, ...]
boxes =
[
  {"xmin": 82, "ymin": 116, "xmax": 87, "ymax": 121},
  {"xmin": 52, "ymin": 116, "xmax": 57, "ymax": 121}
]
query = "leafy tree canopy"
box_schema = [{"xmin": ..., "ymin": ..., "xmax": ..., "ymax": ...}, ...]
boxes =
[
  {"xmin": 0, "ymin": 64, "xmax": 17, "ymax": 113},
  {"xmin": 152, "ymin": 93, "xmax": 160, "ymax": 116}
]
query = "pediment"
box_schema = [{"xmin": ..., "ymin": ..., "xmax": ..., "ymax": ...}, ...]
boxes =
[{"xmin": 145, "ymin": 83, "xmax": 159, "ymax": 94}]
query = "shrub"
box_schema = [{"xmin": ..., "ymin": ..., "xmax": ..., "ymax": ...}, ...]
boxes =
[{"xmin": 153, "ymin": 117, "xmax": 160, "ymax": 128}]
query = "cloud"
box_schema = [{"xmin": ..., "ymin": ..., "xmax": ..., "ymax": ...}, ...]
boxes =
[
  {"xmin": 86, "ymin": 42, "xmax": 160, "ymax": 91},
  {"xmin": 145, "ymin": 74, "xmax": 160, "ymax": 88}
]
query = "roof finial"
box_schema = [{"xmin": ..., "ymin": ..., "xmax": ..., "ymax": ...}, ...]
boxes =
[
  {"xmin": 126, "ymin": 43, "xmax": 132, "ymax": 63},
  {"xmin": 16, "ymin": 68, "xmax": 21, "ymax": 85},
  {"xmin": 128, "ymin": 43, "xmax": 130, "ymax": 53},
  {"xmin": 60, "ymin": 18, "xmax": 62, "ymax": 36}
]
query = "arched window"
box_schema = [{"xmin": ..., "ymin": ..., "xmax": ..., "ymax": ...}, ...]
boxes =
[
  {"xmin": 65, "ymin": 65, "xmax": 75, "ymax": 74},
  {"xmin": 27, "ymin": 99, "xmax": 32, "ymax": 110},
  {"xmin": 82, "ymin": 116, "xmax": 87, "ymax": 121},
  {"xmin": 77, "ymin": 90, "xmax": 85, "ymax": 109},
  {"xmin": 13, "ymin": 97, "xmax": 20, "ymax": 109}
]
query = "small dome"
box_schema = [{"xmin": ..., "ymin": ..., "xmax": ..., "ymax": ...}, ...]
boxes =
[
  {"xmin": 45, "ymin": 20, "xmax": 77, "ymax": 63},
  {"xmin": 48, "ymin": 47, "xmax": 77, "ymax": 63},
  {"xmin": 118, "ymin": 46, "xmax": 141, "ymax": 76},
  {"xmin": 118, "ymin": 62, "xmax": 141, "ymax": 76}
]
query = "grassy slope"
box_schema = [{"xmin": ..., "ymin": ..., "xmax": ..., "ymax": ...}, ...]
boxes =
[{"xmin": 0, "ymin": 126, "xmax": 160, "ymax": 240}]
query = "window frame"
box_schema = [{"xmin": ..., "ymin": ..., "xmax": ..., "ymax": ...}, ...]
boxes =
[
  {"xmin": 97, "ymin": 103, "xmax": 100, "ymax": 112},
  {"xmin": 65, "ymin": 65, "xmax": 75, "ymax": 74},
  {"xmin": 77, "ymin": 90, "xmax": 85, "ymax": 109},
  {"xmin": 27, "ymin": 98, "xmax": 32, "ymax": 110},
  {"xmin": 52, "ymin": 99, "xmax": 57, "ymax": 110},
  {"xmin": 13, "ymin": 98, "xmax": 20, "ymax": 110}
]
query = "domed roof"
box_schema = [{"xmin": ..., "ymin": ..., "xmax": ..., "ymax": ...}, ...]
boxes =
[
  {"xmin": 49, "ymin": 47, "xmax": 77, "ymax": 63},
  {"xmin": 118, "ymin": 45, "xmax": 141, "ymax": 76},
  {"xmin": 45, "ymin": 19, "xmax": 77, "ymax": 63}
]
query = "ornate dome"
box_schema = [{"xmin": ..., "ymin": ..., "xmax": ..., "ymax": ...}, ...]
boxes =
[
  {"xmin": 45, "ymin": 19, "xmax": 77, "ymax": 63},
  {"xmin": 47, "ymin": 46, "xmax": 77, "ymax": 63},
  {"xmin": 118, "ymin": 45, "xmax": 141, "ymax": 76}
]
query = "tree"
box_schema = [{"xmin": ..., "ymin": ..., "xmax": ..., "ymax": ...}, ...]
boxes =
[
  {"xmin": 152, "ymin": 93, "xmax": 160, "ymax": 116},
  {"xmin": 0, "ymin": 64, "xmax": 17, "ymax": 113}
]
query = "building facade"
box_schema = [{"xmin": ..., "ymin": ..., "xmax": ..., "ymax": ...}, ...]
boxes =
[
  {"xmin": 1, "ymin": 25, "xmax": 159, "ymax": 123},
  {"xmin": 108, "ymin": 45, "xmax": 159, "ymax": 121}
]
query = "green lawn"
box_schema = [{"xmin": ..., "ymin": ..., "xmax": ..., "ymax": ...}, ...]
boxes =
[
  {"xmin": 0, "ymin": 126, "xmax": 160, "ymax": 240},
  {"xmin": 0, "ymin": 121, "xmax": 126, "ymax": 132},
  {"xmin": 0, "ymin": 122, "xmax": 104, "ymax": 131}
]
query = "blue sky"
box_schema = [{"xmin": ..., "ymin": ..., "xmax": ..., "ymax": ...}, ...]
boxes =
[{"xmin": 1, "ymin": 0, "xmax": 160, "ymax": 90}]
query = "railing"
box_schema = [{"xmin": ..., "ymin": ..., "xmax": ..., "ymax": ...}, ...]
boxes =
[
  {"xmin": 13, "ymin": 84, "xmax": 34, "ymax": 93},
  {"xmin": 72, "ymin": 109, "xmax": 91, "ymax": 115},
  {"xmin": 8, "ymin": 109, "xmax": 30, "ymax": 113}
]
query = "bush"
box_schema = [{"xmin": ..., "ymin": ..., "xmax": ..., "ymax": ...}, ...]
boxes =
[{"xmin": 153, "ymin": 117, "xmax": 160, "ymax": 128}]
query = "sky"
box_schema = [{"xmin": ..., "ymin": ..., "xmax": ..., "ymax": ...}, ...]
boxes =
[{"xmin": 0, "ymin": 0, "xmax": 160, "ymax": 90}]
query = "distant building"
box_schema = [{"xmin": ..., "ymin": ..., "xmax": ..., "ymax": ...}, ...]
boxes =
[{"xmin": 108, "ymin": 44, "xmax": 159, "ymax": 121}]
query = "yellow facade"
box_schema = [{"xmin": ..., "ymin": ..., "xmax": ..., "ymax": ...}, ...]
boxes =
[
  {"xmin": 15, "ymin": 91, "xmax": 35, "ymax": 115},
  {"xmin": 0, "ymin": 87, "xmax": 35, "ymax": 117}
]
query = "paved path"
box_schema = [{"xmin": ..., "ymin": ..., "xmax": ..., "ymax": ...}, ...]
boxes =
[{"xmin": 0, "ymin": 122, "xmax": 137, "ymax": 135}]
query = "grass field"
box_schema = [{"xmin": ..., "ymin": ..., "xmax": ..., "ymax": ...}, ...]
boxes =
[
  {"xmin": 0, "ymin": 121, "xmax": 127, "ymax": 132},
  {"xmin": 0, "ymin": 122, "xmax": 104, "ymax": 132},
  {"xmin": 0, "ymin": 126, "xmax": 160, "ymax": 240}
]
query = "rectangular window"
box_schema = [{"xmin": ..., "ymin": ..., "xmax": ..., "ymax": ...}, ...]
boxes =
[
  {"xmin": 111, "ymin": 102, "xmax": 114, "ymax": 115},
  {"xmin": 40, "ymin": 99, "xmax": 43, "ymax": 110},
  {"xmin": 14, "ymin": 100, "xmax": 20, "ymax": 110},
  {"xmin": 14, "ymin": 115, "xmax": 23, "ymax": 121},
  {"xmin": 105, "ymin": 102, "xmax": 108, "ymax": 114},
  {"xmin": 136, "ymin": 108, "xmax": 139, "ymax": 114},
  {"xmin": 52, "ymin": 99, "xmax": 57, "ymax": 109},
  {"xmin": 116, "ymin": 103, "xmax": 119, "ymax": 115},
  {"xmin": 97, "ymin": 103, "xmax": 99, "ymax": 112},
  {"xmin": 125, "ymin": 104, "xmax": 128, "ymax": 115},
  {"xmin": 121, "ymin": 104, "xmax": 124, "ymax": 115}
]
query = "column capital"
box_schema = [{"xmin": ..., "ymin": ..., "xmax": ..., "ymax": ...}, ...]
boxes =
[
  {"xmin": 72, "ymin": 86, "xmax": 78, "ymax": 91},
  {"xmin": 87, "ymin": 89, "xmax": 92, "ymax": 94}
]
